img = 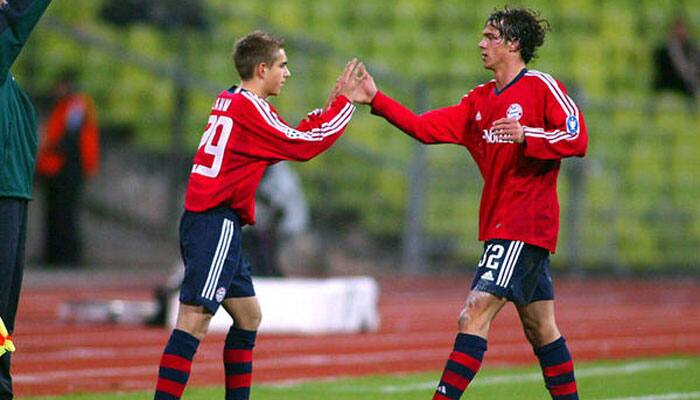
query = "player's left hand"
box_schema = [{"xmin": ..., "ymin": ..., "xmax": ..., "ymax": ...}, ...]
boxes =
[
  {"xmin": 325, "ymin": 58, "xmax": 359, "ymax": 110},
  {"xmin": 492, "ymin": 118, "xmax": 525, "ymax": 143}
]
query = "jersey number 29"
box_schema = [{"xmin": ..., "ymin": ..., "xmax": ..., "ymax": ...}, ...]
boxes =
[{"xmin": 192, "ymin": 115, "xmax": 233, "ymax": 178}]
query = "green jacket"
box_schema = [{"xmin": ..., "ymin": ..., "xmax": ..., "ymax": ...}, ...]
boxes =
[{"xmin": 0, "ymin": 0, "xmax": 51, "ymax": 199}]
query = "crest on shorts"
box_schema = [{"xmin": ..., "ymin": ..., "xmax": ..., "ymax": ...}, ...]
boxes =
[
  {"xmin": 506, "ymin": 103, "xmax": 523, "ymax": 120},
  {"xmin": 215, "ymin": 287, "xmax": 227, "ymax": 302}
]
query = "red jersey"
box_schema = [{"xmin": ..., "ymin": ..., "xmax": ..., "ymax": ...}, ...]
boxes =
[
  {"xmin": 371, "ymin": 69, "xmax": 587, "ymax": 252},
  {"xmin": 185, "ymin": 86, "xmax": 355, "ymax": 225}
]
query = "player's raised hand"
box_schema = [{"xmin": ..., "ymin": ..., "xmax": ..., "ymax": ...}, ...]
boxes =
[
  {"xmin": 340, "ymin": 61, "xmax": 372, "ymax": 103},
  {"xmin": 349, "ymin": 63, "xmax": 378, "ymax": 105},
  {"xmin": 492, "ymin": 118, "xmax": 525, "ymax": 143},
  {"xmin": 325, "ymin": 58, "xmax": 359, "ymax": 110}
]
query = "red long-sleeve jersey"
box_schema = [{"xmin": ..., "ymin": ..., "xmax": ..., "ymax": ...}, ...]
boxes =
[
  {"xmin": 185, "ymin": 86, "xmax": 355, "ymax": 225},
  {"xmin": 371, "ymin": 69, "xmax": 587, "ymax": 252}
]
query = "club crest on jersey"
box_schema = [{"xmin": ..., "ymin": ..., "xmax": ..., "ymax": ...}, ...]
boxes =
[
  {"xmin": 566, "ymin": 115, "xmax": 580, "ymax": 134},
  {"xmin": 506, "ymin": 103, "xmax": 523, "ymax": 120}
]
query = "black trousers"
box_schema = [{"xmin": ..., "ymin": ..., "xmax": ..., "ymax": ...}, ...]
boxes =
[
  {"xmin": 44, "ymin": 178, "xmax": 82, "ymax": 265},
  {"xmin": 0, "ymin": 198, "xmax": 28, "ymax": 400}
]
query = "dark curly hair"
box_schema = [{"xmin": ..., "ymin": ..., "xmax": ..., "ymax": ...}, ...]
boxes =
[{"xmin": 485, "ymin": 7, "xmax": 550, "ymax": 63}]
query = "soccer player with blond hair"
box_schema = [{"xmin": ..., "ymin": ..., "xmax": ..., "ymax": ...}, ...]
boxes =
[{"xmin": 153, "ymin": 31, "xmax": 366, "ymax": 400}]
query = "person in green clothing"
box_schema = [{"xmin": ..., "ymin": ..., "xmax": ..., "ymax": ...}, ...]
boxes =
[{"xmin": 0, "ymin": 0, "xmax": 52, "ymax": 398}]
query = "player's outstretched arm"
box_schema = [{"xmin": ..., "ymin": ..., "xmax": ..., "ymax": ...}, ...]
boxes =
[{"xmin": 362, "ymin": 63, "xmax": 469, "ymax": 145}]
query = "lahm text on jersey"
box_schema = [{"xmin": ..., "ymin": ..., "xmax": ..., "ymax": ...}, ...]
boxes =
[{"xmin": 212, "ymin": 97, "xmax": 232, "ymax": 112}]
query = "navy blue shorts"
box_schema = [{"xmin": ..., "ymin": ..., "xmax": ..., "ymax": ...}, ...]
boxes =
[
  {"xmin": 470, "ymin": 239, "xmax": 554, "ymax": 305},
  {"xmin": 178, "ymin": 208, "xmax": 255, "ymax": 314}
]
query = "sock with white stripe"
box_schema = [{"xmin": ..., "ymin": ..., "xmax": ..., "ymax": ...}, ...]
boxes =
[
  {"xmin": 433, "ymin": 333, "xmax": 487, "ymax": 400},
  {"xmin": 154, "ymin": 329, "xmax": 199, "ymax": 400},
  {"xmin": 535, "ymin": 336, "xmax": 579, "ymax": 400},
  {"xmin": 224, "ymin": 326, "xmax": 256, "ymax": 400}
]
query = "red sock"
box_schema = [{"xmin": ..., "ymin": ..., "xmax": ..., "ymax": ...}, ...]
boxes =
[
  {"xmin": 154, "ymin": 329, "xmax": 199, "ymax": 400},
  {"xmin": 535, "ymin": 337, "xmax": 579, "ymax": 399},
  {"xmin": 224, "ymin": 326, "xmax": 256, "ymax": 400},
  {"xmin": 433, "ymin": 333, "xmax": 487, "ymax": 400}
]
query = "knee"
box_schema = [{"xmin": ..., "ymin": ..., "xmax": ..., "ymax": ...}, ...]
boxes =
[
  {"xmin": 236, "ymin": 309, "xmax": 262, "ymax": 331},
  {"xmin": 176, "ymin": 309, "xmax": 213, "ymax": 340},
  {"xmin": 457, "ymin": 307, "xmax": 471, "ymax": 331},
  {"xmin": 249, "ymin": 310, "xmax": 262, "ymax": 330},
  {"xmin": 457, "ymin": 295, "xmax": 484, "ymax": 332},
  {"xmin": 522, "ymin": 320, "xmax": 559, "ymax": 347}
]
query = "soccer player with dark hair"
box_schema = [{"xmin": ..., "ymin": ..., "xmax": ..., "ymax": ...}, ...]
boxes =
[
  {"xmin": 354, "ymin": 7, "xmax": 587, "ymax": 400},
  {"xmin": 153, "ymin": 31, "xmax": 366, "ymax": 400},
  {"xmin": 0, "ymin": 0, "xmax": 52, "ymax": 398}
]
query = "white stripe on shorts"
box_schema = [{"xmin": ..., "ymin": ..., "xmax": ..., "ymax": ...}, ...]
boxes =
[
  {"xmin": 497, "ymin": 241, "xmax": 524, "ymax": 288},
  {"xmin": 201, "ymin": 218, "xmax": 234, "ymax": 300},
  {"xmin": 496, "ymin": 241, "xmax": 516, "ymax": 287}
]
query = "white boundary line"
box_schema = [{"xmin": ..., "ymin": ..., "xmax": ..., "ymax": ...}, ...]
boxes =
[
  {"xmin": 603, "ymin": 392, "xmax": 700, "ymax": 400},
  {"xmin": 324, "ymin": 360, "xmax": 690, "ymax": 393}
]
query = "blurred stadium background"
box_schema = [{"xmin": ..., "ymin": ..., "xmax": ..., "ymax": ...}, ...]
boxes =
[
  {"xmin": 17, "ymin": 0, "xmax": 700, "ymax": 276},
  {"xmin": 10, "ymin": 1, "xmax": 700, "ymax": 398}
]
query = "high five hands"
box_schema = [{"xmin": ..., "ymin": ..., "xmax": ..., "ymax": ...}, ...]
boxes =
[{"xmin": 326, "ymin": 59, "xmax": 378, "ymax": 109}]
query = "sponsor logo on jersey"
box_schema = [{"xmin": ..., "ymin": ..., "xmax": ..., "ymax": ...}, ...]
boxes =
[
  {"xmin": 566, "ymin": 115, "xmax": 579, "ymax": 134},
  {"xmin": 482, "ymin": 128, "xmax": 514, "ymax": 144},
  {"xmin": 475, "ymin": 111, "xmax": 482, "ymax": 121},
  {"xmin": 506, "ymin": 103, "xmax": 523, "ymax": 120},
  {"xmin": 215, "ymin": 287, "xmax": 227, "ymax": 302}
]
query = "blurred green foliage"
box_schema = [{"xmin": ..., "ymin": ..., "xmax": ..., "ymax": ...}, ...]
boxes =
[{"xmin": 13, "ymin": 0, "xmax": 700, "ymax": 271}]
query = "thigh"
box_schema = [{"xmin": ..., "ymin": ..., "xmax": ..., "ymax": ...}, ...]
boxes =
[
  {"xmin": 516, "ymin": 300, "xmax": 556, "ymax": 327},
  {"xmin": 515, "ymin": 300, "xmax": 560, "ymax": 347},
  {"xmin": 178, "ymin": 208, "xmax": 245, "ymax": 315},
  {"xmin": 226, "ymin": 255, "xmax": 256, "ymax": 299},
  {"xmin": 463, "ymin": 289, "xmax": 508, "ymax": 323},
  {"xmin": 470, "ymin": 239, "xmax": 551, "ymax": 305}
]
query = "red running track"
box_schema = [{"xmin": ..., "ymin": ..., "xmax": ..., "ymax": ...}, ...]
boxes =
[{"xmin": 10, "ymin": 275, "xmax": 700, "ymax": 397}]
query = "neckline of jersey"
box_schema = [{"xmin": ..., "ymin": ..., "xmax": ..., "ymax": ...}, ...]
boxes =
[{"xmin": 493, "ymin": 68, "xmax": 528, "ymax": 96}]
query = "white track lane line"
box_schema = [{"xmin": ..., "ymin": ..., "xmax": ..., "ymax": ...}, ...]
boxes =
[
  {"xmin": 323, "ymin": 360, "xmax": 690, "ymax": 393},
  {"xmin": 602, "ymin": 392, "xmax": 700, "ymax": 400}
]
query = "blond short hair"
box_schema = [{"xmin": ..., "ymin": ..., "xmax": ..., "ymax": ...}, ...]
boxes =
[{"xmin": 232, "ymin": 31, "xmax": 285, "ymax": 81}]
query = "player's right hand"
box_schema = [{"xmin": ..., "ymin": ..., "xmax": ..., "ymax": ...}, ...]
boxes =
[{"xmin": 350, "ymin": 63, "xmax": 378, "ymax": 105}]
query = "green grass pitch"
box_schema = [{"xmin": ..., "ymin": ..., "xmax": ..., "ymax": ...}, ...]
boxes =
[{"xmin": 24, "ymin": 355, "xmax": 700, "ymax": 400}]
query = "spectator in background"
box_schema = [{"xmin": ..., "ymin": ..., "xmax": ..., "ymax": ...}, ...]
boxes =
[
  {"xmin": 653, "ymin": 18, "xmax": 700, "ymax": 100},
  {"xmin": 245, "ymin": 162, "xmax": 309, "ymax": 276},
  {"xmin": 0, "ymin": 0, "xmax": 52, "ymax": 397},
  {"xmin": 36, "ymin": 70, "xmax": 100, "ymax": 266}
]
